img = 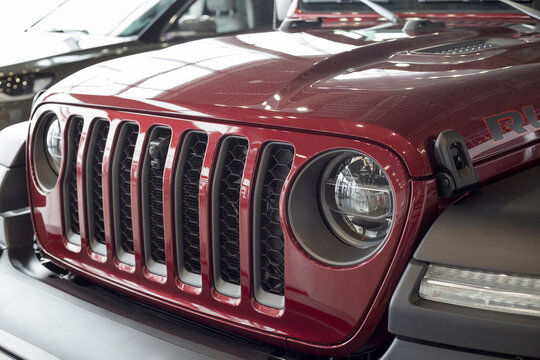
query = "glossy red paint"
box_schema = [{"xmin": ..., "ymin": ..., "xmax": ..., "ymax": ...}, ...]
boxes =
[
  {"xmin": 27, "ymin": 9, "xmax": 540, "ymax": 356},
  {"xmin": 286, "ymin": 179, "xmax": 440, "ymax": 356},
  {"xmin": 43, "ymin": 24, "xmax": 540, "ymax": 179},
  {"xmin": 29, "ymin": 103, "xmax": 413, "ymax": 353}
]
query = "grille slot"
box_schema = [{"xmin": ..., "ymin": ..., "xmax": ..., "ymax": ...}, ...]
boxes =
[
  {"xmin": 86, "ymin": 119, "xmax": 110, "ymax": 255},
  {"xmin": 112, "ymin": 122, "xmax": 139, "ymax": 264},
  {"xmin": 212, "ymin": 136, "xmax": 249, "ymax": 297},
  {"xmin": 63, "ymin": 116, "xmax": 84, "ymax": 245},
  {"xmin": 174, "ymin": 131, "xmax": 208, "ymax": 287},
  {"xmin": 142, "ymin": 126, "xmax": 172, "ymax": 276},
  {"xmin": 254, "ymin": 143, "xmax": 294, "ymax": 307}
]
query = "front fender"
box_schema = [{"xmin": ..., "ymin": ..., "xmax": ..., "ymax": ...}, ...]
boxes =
[
  {"xmin": 0, "ymin": 121, "xmax": 33, "ymax": 249},
  {"xmin": 386, "ymin": 164, "xmax": 540, "ymax": 359}
]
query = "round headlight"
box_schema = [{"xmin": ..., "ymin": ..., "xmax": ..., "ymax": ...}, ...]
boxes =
[
  {"xmin": 288, "ymin": 149, "xmax": 395, "ymax": 267},
  {"xmin": 320, "ymin": 154, "xmax": 393, "ymax": 249},
  {"xmin": 45, "ymin": 118, "xmax": 63, "ymax": 174}
]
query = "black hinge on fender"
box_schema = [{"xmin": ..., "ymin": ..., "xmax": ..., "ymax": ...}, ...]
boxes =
[{"xmin": 433, "ymin": 130, "xmax": 479, "ymax": 198}]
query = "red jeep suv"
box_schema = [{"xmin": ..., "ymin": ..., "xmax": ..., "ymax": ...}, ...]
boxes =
[{"xmin": 0, "ymin": 0, "xmax": 539, "ymax": 358}]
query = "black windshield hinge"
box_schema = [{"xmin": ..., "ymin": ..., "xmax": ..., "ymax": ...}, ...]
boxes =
[{"xmin": 433, "ymin": 130, "xmax": 479, "ymax": 199}]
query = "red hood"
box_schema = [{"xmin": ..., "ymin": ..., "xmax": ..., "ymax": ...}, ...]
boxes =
[{"xmin": 41, "ymin": 25, "xmax": 540, "ymax": 177}]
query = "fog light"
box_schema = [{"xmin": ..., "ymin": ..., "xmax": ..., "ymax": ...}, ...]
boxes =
[{"xmin": 419, "ymin": 264, "xmax": 540, "ymax": 317}]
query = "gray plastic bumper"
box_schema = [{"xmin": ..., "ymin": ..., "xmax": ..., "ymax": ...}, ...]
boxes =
[
  {"xmin": 0, "ymin": 247, "xmax": 288, "ymax": 360},
  {"xmin": 381, "ymin": 338, "xmax": 512, "ymax": 360}
]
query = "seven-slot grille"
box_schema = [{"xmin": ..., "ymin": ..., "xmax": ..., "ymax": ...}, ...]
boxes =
[{"xmin": 62, "ymin": 117, "xmax": 294, "ymax": 307}]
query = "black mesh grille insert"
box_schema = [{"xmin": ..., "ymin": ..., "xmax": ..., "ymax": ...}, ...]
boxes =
[
  {"xmin": 66, "ymin": 117, "xmax": 84, "ymax": 236},
  {"xmin": 176, "ymin": 132, "xmax": 208, "ymax": 276},
  {"xmin": 115, "ymin": 123, "xmax": 139, "ymax": 255},
  {"xmin": 258, "ymin": 144, "xmax": 294, "ymax": 296},
  {"xmin": 145, "ymin": 127, "xmax": 172, "ymax": 265},
  {"xmin": 216, "ymin": 137, "xmax": 248, "ymax": 286},
  {"xmin": 88, "ymin": 120, "xmax": 110, "ymax": 246}
]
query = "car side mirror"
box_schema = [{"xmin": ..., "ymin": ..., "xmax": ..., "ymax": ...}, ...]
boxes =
[
  {"xmin": 178, "ymin": 15, "xmax": 217, "ymax": 35},
  {"xmin": 164, "ymin": 15, "xmax": 217, "ymax": 41}
]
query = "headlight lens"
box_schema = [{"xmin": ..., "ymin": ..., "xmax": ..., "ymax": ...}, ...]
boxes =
[
  {"xmin": 45, "ymin": 117, "xmax": 63, "ymax": 174},
  {"xmin": 0, "ymin": 73, "xmax": 54, "ymax": 99},
  {"xmin": 321, "ymin": 154, "xmax": 393, "ymax": 249},
  {"xmin": 33, "ymin": 112, "xmax": 63, "ymax": 191}
]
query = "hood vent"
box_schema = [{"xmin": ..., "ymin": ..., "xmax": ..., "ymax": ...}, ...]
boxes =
[{"xmin": 415, "ymin": 38, "xmax": 520, "ymax": 55}]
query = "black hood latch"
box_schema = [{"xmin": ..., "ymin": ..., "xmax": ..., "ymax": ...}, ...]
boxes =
[{"xmin": 433, "ymin": 130, "xmax": 479, "ymax": 199}]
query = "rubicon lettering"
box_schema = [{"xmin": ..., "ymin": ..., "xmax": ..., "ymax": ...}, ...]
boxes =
[{"xmin": 484, "ymin": 105, "xmax": 540, "ymax": 141}]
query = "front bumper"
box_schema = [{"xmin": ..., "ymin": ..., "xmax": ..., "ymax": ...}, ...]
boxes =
[{"xmin": 5, "ymin": 233, "xmax": 538, "ymax": 360}]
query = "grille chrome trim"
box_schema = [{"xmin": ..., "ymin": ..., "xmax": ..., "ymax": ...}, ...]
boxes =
[
  {"xmin": 174, "ymin": 131, "xmax": 208, "ymax": 287},
  {"xmin": 141, "ymin": 126, "xmax": 172, "ymax": 276},
  {"xmin": 63, "ymin": 116, "xmax": 84, "ymax": 246},
  {"xmin": 212, "ymin": 136, "xmax": 249, "ymax": 298},
  {"xmin": 111, "ymin": 122, "xmax": 139, "ymax": 266},
  {"xmin": 253, "ymin": 143, "xmax": 294, "ymax": 309},
  {"xmin": 85, "ymin": 119, "xmax": 110, "ymax": 256}
]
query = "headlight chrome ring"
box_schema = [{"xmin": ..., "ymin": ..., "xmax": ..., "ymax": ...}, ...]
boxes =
[
  {"xmin": 45, "ymin": 117, "xmax": 63, "ymax": 175},
  {"xmin": 33, "ymin": 112, "xmax": 63, "ymax": 191},
  {"xmin": 288, "ymin": 149, "xmax": 395, "ymax": 267}
]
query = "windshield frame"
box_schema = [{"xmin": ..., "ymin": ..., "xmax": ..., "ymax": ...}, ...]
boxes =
[
  {"xmin": 290, "ymin": 0, "xmax": 539, "ymax": 28},
  {"xmin": 298, "ymin": 0, "xmax": 540, "ymax": 15}
]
